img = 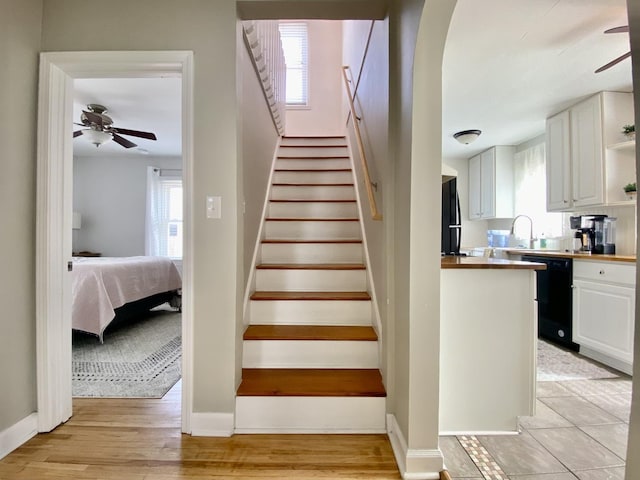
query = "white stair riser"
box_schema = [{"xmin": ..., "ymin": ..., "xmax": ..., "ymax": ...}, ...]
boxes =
[
  {"xmin": 242, "ymin": 340, "xmax": 378, "ymax": 368},
  {"xmin": 264, "ymin": 221, "xmax": 361, "ymax": 240},
  {"xmin": 273, "ymin": 171, "xmax": 353, "ymax": 184},
  {"xmin": 281, "ymin": 137, "xmax": 346, "ymax": 147},
  {"xmin": 278, "ymin": 146, "xmax": 348, "ymax": 157},
  {"xmin": 275, "ymin": 159, "xmax": 351, "ymax": 170},
  {"xmin": 261, "ymin": 243, "xmax": 363, "ymax": 264},
  {"xmin": 235, "ymin": 397, "xmax": 386, "ymax": 433},
  {"xmin": 255, "ymin": 269, "xmax": 366, "ymax": 292},
  {"xmin": 271, "ymin": 185, "xmax": 355, "ymax": 201},
  {"xmin": 249, "ymin": 300, "xmax": 372, "ymax": 325},
  {"xmin": 268, "ymin": 202, "xmax": 358, "ymax": 219}
]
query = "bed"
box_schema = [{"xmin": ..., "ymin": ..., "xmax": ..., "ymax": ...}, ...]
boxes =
[{"xmin": 71, "ymin": 256, "xmax": 182, "ymax": 342}]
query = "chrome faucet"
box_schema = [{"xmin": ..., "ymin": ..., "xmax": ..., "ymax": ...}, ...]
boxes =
[{"xmin": 510, "ymin": 214, "xmax": 534, "ymax": 249}]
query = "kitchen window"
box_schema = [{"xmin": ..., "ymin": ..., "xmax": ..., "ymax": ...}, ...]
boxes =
[{"xmin": 513, "ymin": 142, "xmax": 563, "ymax": 239}]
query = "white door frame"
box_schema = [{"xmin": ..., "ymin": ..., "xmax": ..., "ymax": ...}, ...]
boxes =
[{"xmin": 36, "ymin": 51, "xmax": 194, "ymax": 433}]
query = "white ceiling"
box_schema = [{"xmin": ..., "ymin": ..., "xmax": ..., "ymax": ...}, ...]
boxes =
[
  {"xmin": 73, "ymin": 77, "xmax": 182, "ymax": 158},
  {"xmin": 443, "ymin": 0, "xmax": 633, "ymax": 160},
  {"xmin": 72, "ymin": 0, "xmax": 633, "ymax": 162}
]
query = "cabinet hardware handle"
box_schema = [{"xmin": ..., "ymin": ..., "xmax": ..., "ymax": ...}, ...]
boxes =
[
  {"xmin": 564, "ymin": 200, "xmax": 568, "ymax": 203},
  {"xmin": 599, "ymin": 269, "xmax": 605, "ymax": 275}
]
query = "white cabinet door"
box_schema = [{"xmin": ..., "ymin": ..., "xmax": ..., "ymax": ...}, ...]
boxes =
[
  {"xmin": 480, "ymin": 149, "xmax": 495, "ymax": 218},
  {"xmin": 546, "ymin": 110, "xmax": 571, "ymax": 211},
  {"xmin": 468, "ymin": 147, "xmax": 514, "ymax": 220},
  {"xmin": 468, "ymin": 154, "xmax": 482, "ymax": 220},
  {"xmin": 570, "ymin": 95, "xmax": 604, "ymax": 207},
  {"xmin": 573, "ymin": 279, "xmax": 635, "ymax": 366}
]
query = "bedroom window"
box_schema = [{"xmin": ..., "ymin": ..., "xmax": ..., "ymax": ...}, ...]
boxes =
[
  {"xmin": 146, "ymin": 167, "xmax": 183, "ymax": 259},
  {"xmin": 279, "ymin": 22, "xmax": 309, "ymax": 106}
]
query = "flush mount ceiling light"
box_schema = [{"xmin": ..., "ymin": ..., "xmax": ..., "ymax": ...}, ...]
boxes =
[
  {"xmin": 82, "ymin": 128, "xmax": 112, "ymax": 147},
  {"xmin": 453, "ymin": 129, "xmax": 482, "ymax": 145}
]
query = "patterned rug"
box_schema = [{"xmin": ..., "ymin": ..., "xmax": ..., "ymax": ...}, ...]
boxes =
[
  {"xmin": 72, "ymin": 306, "xmax": 181, "ymax": 398},
  {"xmin": 537, "ymin": 339, "xmax": 620, "ymax": 381}
]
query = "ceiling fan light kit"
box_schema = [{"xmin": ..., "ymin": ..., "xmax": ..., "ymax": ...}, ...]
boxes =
[
  {"xmin": 454, "ymin": 129, "xmax": 482, "ymax": 145},
  {"xmin": 82, "ymin": 129, "xmax": 112, "ymax": 147},
  {"xmin": 73, "ymin": 104, "xmax": 157, "ymax": 149}
]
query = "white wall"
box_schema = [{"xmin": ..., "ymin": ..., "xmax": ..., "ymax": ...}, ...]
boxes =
[
  {"xmin": 0, "ymin": 0, "xmax": 42, "ymax": 433},
  {"xmin": 73, "ymin": 155, "xmax": 182, "ymax": 256},
  {"xmin": 285, "ymin": 20, "xmax": 344, "ymax": 136},
  {"xmin": 342, "ymin": 19, "xmax": 388, "ymax": 377}
]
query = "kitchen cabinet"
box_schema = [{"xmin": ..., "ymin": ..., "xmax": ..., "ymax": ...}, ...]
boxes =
[
  {"xmin": 546, "ymin": 91, "xmax": 636, "ymax": 211},
  {"xmin": 572, "ymin": 259, "xmax": 635, "ymax": 375},
  {"xmin": 468, "ymin": 146, "xmax": 514, "ymax": 220}
]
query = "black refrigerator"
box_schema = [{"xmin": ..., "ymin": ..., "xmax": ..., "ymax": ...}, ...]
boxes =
[{"xmin": 441, "ymin": 178, "xmax": 462, "ymax": 255}]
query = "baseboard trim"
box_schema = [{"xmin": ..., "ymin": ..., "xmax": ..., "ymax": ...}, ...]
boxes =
[
  {"xmin": 387, "ymin": 414, "xmax": 442, "ymax": 480},
  {"xmin": 190, "ymin": 412, "xmax": 234, "ymax": 437},
  {"xmin": 0, "ymin": 413, "xmax": 38, "ymax": 460}
]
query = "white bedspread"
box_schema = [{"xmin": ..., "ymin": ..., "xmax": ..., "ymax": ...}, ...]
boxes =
[{"xmin": 72, "ymin": 256, "xmax": 182, "ymax": 338}]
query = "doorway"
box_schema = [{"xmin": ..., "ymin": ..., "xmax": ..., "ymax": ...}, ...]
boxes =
[{"xmin": 36, "ymin": 51, "xmax": 194, "ymax": 433}]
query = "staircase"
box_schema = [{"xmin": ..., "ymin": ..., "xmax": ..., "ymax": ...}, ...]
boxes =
[{"xmin": 236, "ymin": 136, "xmax": 386, "ymax": 433}]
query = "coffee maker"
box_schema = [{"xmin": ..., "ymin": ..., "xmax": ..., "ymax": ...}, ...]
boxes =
[{"xmin": 570, "ymin": 215, "xmax": 616, "ymax": 254}]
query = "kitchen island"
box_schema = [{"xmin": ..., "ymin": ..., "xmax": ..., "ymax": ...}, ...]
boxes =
[{"xmin": 440, "ymin": 256, "xmax": 545, "ymax": 434}]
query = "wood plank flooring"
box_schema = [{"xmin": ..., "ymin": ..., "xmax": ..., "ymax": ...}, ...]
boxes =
[{"xmin": 0, "ymin": 382, "xmax": 401, "ymax": 479}]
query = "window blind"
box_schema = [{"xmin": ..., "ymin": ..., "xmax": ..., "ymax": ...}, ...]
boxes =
[{"xmin": 278, "ymin": 22, "xmax": 309, "ymax": 106}]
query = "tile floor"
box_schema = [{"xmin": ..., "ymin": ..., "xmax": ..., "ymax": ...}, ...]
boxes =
[{"xmin": 440, "ymin": 342, "xmax": 632, "ymax": 480}]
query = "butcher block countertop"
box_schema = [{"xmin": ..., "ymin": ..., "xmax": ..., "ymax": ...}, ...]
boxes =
[
  {"xmin": 441, "ymin": 256, "xmax": 546, "ymax": 270},
  {"xmin": 504, "ymin": 249, "xmax": 636, "ymax": 263}
]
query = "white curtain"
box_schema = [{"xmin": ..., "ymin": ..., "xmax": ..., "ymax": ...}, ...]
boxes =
[
  {"xmin": 146, "ymin": 166, "xmax": 183, "ymax": 258},
  {"xmin": 513, "ymin": 143, "xmax": 563, "ymax": 238}
]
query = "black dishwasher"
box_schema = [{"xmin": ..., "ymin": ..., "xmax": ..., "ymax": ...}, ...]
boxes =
[{"xmin": 521, "ymin": 255, "xmax": 579, "ymax": 351}]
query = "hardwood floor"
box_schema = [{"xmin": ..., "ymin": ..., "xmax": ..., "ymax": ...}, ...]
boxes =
[{"xmin": 0, "ymin": 382, "xmax": 401, "ymax": 479}]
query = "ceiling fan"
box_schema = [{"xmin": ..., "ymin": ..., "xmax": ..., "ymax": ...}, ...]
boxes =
[
  {"xmin": 595, "ymin": 25, "xmax": 631, "ymax": 73},
  {"xmin": 73, "ymin": 104, "xmax": 157, "ymax": 148}
]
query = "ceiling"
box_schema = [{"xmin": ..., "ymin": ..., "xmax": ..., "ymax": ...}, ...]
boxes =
[
  {"xmin": 72, "ymin": 0, "xmax": 633, "ymax": 161},
  {"xmin": 443, "ymin": 0, "xmax": 633, "ymax": 160},
  {"xmin": 73, "ymin": 77, "xmax": 181, "ymax": 158}
]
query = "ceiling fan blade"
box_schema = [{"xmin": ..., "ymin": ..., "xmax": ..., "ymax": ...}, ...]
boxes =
[
  {"xmin": 604, "ymin": 25, "xmax": 629, "ymax": 34},
  {"xmin": 82, "ymin": 110, "xmax": 104, "ymax": 126},
  {"xmin": 73, "ymin": 130, "xmax": 83, "ymax": 138},
  {"xmin": 112, "ymin": 133, "xmax": 137, "ymax": 148},
  {"xmin": 595, "ymin": 51, "xmax": 632, "ymax": 73},
  {"xmin": 112, "ymin": 127, "xmax": 157, "ymax": 141}
]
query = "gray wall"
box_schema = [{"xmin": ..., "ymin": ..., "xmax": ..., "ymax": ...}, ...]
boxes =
[
  {"xmin": 239, "ymin": 28, "xmax": 280, "ymax": 287},
  {"xmin": 0, "ymin": 0, "xmax": 42, "ymax": 433},
  {"xmin": 73, "ymin": 156, "xmax": 182, "ymax": 256},
  {"xmin": 42, "ymin": 0, "xmax": 242, "ymax": 414},
  {"xmin": 626, "ymin": 2, "xmax": 640, "ymax": 478}
]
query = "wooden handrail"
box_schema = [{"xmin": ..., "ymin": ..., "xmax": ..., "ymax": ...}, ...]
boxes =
[{"xmin": 342, "ymin": 66, "xmax": 382, "ymax": 221}]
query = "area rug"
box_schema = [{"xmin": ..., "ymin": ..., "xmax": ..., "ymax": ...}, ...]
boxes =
[
  {"xmin": 537, "ymin": 339, "xmax": 620, "ymax": 382},
  {"xmin": 72, "ymin": 306, "xmax": 181, "ymax": 398}
]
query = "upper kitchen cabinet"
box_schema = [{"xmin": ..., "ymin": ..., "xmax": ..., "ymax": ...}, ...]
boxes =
[
  {"xmin": 468, "ymin": 146, "xmax": 515, "ymax": 220},
  {"xmin": 546, "ymin": 91, "xmax": 636, "ymax": 212}
]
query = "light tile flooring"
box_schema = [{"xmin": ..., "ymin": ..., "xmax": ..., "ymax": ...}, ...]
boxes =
[{"xmin": 440, "ymin": 343, "xmax": 632, "ymax": 480}]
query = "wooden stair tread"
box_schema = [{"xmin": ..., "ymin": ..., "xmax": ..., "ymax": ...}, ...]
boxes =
[
  {"xmin": 244, "ymin": 325, "xmax": 378, "ymax": 341},
  {"xmin": 251, "ymin": 291, "xmax": 371, "ymax": 301},
  {"xmin": 237, "ymin": 368, "xmax": 386, "ymax": 397},
  {"xmin": 256, "ymin": 263, "xmax": 365, "ymax": 270},
  {"xmin": 265, "ymin": 217, "xmax": 359, "ymax": 222},
  {"xmin": 272, "ymin": 183, "xmax": 354, "ymax": 187},
  {"xmin": 283, "ymin": 135, "xmax": 346, "ymax": 139},
  {"xmin": 274, "ymin": 168, "xmax": 352, "ymax": 172},
  {"xmin": 262, "ymin": 239, "xmax": 362, "ymax": 244},
  {"xmin": 279, "ymin": 145, "xmax": 347, "ymax": 148},
  {"xmin": 269, "ymin": 199, "xmax": 357, "ymax": 203},
  {"xmin": 277, "ymin": 156, "xmax": 350, "ymax": 160}
]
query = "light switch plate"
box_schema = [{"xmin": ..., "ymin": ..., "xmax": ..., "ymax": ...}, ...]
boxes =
[{"xmin": 206, "ymin": 195, "xmax": 222, "ymax": 219}]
